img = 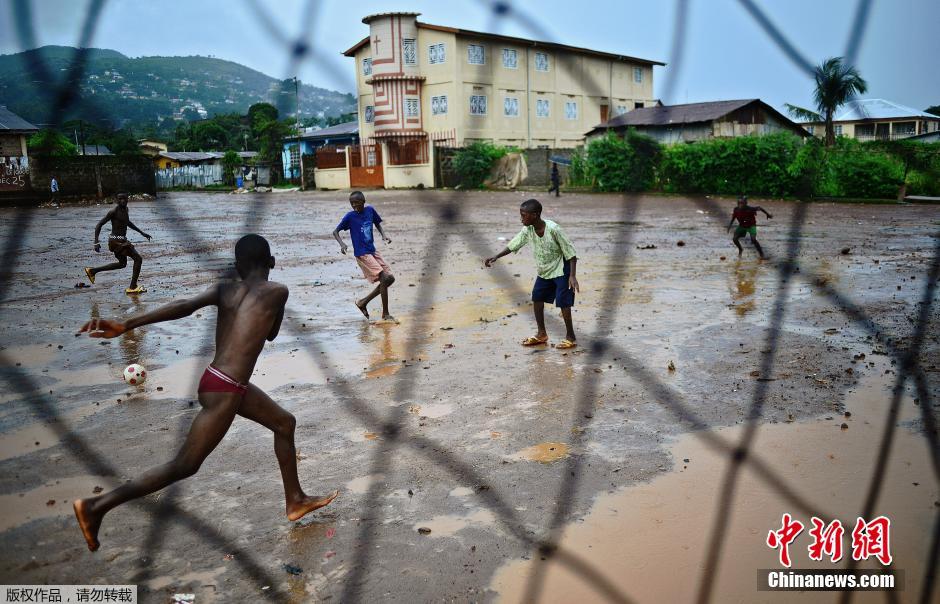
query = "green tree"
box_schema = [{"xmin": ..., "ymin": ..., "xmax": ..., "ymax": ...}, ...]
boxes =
[
  {"xmin": 925, "ymin": 105, "xmax": 940, "ymax": 117},
  {"xmin": 584, "ymin": 130, "xmax": 661, "ymax": 192},
  {"xmin": 221, "ymin": 150, "xmax": 241, "ymax": 186},
  {"xmin": 453, "ymin": 141, "xmax": 509, "ymax": 188},
  {"xmin": 248, "ymin": 102, "xmax": 279, "ymax": 137},
  {"xmin": 28, "ymin": 129, "xmax": 78, "ymax": 157},
  {"xmin": 785, "ymin": 57, "xmax": 867, "ymax": 146}
]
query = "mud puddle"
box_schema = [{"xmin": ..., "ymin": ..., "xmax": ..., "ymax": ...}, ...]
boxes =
[
  {"xmin": 492, "ymin": 364, "xmax": 935, "ymax": 603},
  {"xmin": 0, "ymin": 475, "xmax": 119, "ymax": 532}
]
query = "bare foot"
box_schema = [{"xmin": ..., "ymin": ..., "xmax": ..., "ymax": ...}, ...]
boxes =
[
  {"xmin": 379, "ymin": 315, "xmax": 399, "ymax": 324},
  {"xmin": 73, "ymin": 499, "xmax": 102, "ymax": 551},
  {"xmin": 355, "ymin": 299, "xmax": 370, "ymax": 318},
  {"xmin": 287, "ymin": 490, "xmax": 339, "ymax": 521}
]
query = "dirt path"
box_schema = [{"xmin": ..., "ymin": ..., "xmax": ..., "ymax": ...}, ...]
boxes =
[{"xmin": 0, "ymin": 191, "xmax": 937, "ymax": 602}]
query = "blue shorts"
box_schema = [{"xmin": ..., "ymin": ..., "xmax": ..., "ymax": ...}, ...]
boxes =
[{"xmin": 532, "ymin": 260, "xmax": 575, "ymax": 308}]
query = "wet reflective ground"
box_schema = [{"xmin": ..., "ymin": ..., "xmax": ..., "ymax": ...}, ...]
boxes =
[{"xmin": 0, "ymin": 191, "xmax": 937, "ymax": 602}]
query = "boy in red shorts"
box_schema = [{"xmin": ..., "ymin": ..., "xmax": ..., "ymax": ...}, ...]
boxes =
[
  {"xmin": 333, "ymin": 191, "xmax": 396, "ymax": 322},
  {"xmin": 72, "ymin": 234, "xmax": 338, "ymax": 551}
]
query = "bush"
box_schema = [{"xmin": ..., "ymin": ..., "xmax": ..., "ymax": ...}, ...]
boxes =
[
  {"xmin": 583, "ymin": 130, "xmax": 661, "ymax": 192},
  {"xmin": 453, "ymin": 141, "xmax": 510, "ymax": 189},
  {"xmin": 28, "ymin": 130, "xmax": 78, "ymax": 157},
  {"xmin": 221, "ymin": 150, "xmax": 240, "ymax": 186},
  {"xmin": 821, "ymin": 139, "xmax": 903, "ymax": 199},
  {"xmin": 659, "ymin": 132, "xmax": 802, "ymax": 196},
  {"xmin": 567, "ymin": 148, "xmax": 590, "ymax": 186}
]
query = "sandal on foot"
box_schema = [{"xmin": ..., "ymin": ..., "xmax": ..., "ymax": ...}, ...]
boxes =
[
  {"xmin": 556, "ymin": 339, "xmax": 577, "ymax": 350},
  {"xmin": 84, "ymin": 267, "xmax": 95, "ymax": 285},
  {"xmin": 125, "ymin": 286, "xmax": 146, "ymax": 295},
  {"xmin": 522, "ymin": 335, "xmax": 549, "ymax": 346}
]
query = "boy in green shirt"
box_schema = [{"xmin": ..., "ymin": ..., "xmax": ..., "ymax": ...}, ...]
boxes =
[{"xmin": 484, "ymin": 199, "xmax": 580, "ymax": 349}]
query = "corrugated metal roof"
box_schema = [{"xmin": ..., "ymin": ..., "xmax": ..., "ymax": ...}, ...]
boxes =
[
  {"xmin": 831, "ymin": 99, "xmax": 939, "ymax": 121},
  {"xmin": 79, "ymin": 144, "xmax": 112, "ymax": 155},
  {"xmin": 586, "ymin": 99, "xmax": 809, "ymax": 137},
  {"xmin": 296, "ymin": 121, "xmax": 358, "ymax": 140},
  {"xmin": 159, "ymin": 151, "xmax": 258, "ymax": 161},
  {"xmin": 596, "ymin": 99, "xmax": 757, "ymax": 128},
  {"xmin": 0, "ymin": 106, "xmax": 39, "ymax": 133}
]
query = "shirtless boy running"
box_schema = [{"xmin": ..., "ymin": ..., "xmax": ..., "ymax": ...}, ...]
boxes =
[
  {"xmin": 84, "ymin": 193, "xmax": 151, "ymax": 294},
  {"xmin": 72, "ymin": 234, "xmax": 338, "ymax": 551}
]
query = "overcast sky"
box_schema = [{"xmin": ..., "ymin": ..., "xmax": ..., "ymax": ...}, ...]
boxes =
[{"xmin": 2, "ymin": 0, "xmax": 938, "ymax": 113}]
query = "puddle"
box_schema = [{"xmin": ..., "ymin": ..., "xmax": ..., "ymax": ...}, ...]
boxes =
[
  {"xmin": 345, "ymin": 474, "xmax": 384, "ymax": 495},
  {"xmin": 144, "ymin": 565, "xmax": 227, "ymax": 603},
  {"xmin": 416, "ymin": 402, "xmax": 454, "ymax": 419},
  {"xmin": 0, "ymin": 475, "xmax": 118, "ymax": 532},
  {"xmin": 0, "ymin": 400, "xmax": 107, "ymax": 462},
  {"xmin": 510, "ymin": 442, "xmax": 570, "ymax": 464},
  {"xmin": 413, "ymin": 509, "xmax": 496, "ymax": 537},
  {"xmin": 492, "ymin": 367, "xmax": 935, "ymax": 602}
]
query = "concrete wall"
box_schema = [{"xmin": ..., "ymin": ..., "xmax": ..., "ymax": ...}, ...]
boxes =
[
  {"xmin": 28, "ymin": 155, "xmax": 156, "ymax": 199},
  {"xmin": 385, "ymin": 162, "xmax": 434, "ymax": 188},
  {"xmin": 435, "ymin": 146, "xmax": 575, "ymax": 188},
  {"xmin": 314, "ymin": 166, "xmax": 350, "ymax": 190}
]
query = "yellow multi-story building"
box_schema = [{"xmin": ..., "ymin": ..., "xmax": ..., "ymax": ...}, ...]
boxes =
[{"xmin": 343, "ymin": 12, "xmax": 663, "ymax": 150}]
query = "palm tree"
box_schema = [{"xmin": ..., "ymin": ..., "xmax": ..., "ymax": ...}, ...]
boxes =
[{"xmin": 786, "ymin": 57, "xmax": 868, "ymax": 146}]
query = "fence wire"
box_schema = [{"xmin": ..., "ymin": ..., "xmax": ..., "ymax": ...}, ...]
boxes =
[{"xmin": 2, "ymin": 1, "xmax": 937, "ymax": 603}]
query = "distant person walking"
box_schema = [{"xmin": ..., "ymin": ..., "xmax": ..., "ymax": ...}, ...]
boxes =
[
  {"xmin": 549, "ymin": 163, "xmax": 561, "ymax": 198},
  {"xmin": 50, "ymin": 175, "xmax": 59, "ymax": 204}
]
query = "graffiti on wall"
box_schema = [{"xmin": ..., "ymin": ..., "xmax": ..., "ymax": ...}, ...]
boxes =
[{"xmin": 0, "ymin": 156, "xmax": 30, "ymax": 190}]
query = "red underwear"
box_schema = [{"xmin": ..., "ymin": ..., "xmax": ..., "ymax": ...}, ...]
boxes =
[{"xmin": 198, "ymin": 365, "xmax": 248, "ymax": 396}]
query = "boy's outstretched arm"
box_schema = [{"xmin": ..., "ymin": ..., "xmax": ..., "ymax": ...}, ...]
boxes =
[
  {"xmin": 727, "ymin": 214, "xmax": 737, "ymax": 232},
  {"xmin": 93, "ymin": 210, "xmax": 112, "ymax": 251},
  {"xmin": 127, "ymin": 218, "xmax": 152, "ymax": 240},
  {"xmin": 375, "ymin": 222, "xmax": 391, "ymax": 244},
  {"xmin": 77, "ymin": 285, "xmax": 220, "ymax": 338},
  {"xmin": 267, "ymin": 286, "xmax": 289, "ymax": 341},
  {"xmin": 484, "ymin": 247, "xmax": 512, "ymax": 267},
  {"xmin": 332, "ymin": 229, "xmax": 349, "ymax": 255},
  {"xmin": 758, "ymin": 206, "xmax": 773, "ymax": 219}
]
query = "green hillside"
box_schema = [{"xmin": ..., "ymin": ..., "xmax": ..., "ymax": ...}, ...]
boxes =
[{"xmin": 0, "ymin": 45, "xmax": 355, "ymax": 133}]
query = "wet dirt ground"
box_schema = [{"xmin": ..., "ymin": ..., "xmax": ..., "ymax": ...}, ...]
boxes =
[{"xmin": 0, "ymin": 190, "xmax": 937, "ymax": 603}]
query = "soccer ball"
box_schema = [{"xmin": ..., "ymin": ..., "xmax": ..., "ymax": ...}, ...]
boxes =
[{"xmin": 123, "ymin": 363, "xmax": 147, "ymax": 385}]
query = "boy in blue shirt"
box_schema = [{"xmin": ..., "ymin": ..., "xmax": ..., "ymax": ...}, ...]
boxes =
[{"xmin": 333, "ymin": 191, "xmax": 396, "ymax": 322}]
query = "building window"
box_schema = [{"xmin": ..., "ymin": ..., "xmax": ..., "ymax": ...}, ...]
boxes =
[
  {"xmin": 362, "ymin": 58, "xmax": 372, "ymax": 76},
  {"xmin": 364, "ymin": 105, "xmax": 374, "ymax": 123},
  {"xmin": 502, "ymin": 48, "xmax": 517, "ymax": 69},
  {"xmin": 470, "ymin": 95, "xmax": 487, "ymax": 116},
  {"xmin": 634, "ymin": 67, "xmax": 643, "ymax": 83},
  {"xmin": 536, "ymin": 98, "xmax": 550, "ymax": 118},
  {"xmin": 403, "ymin": 39, "xmax": 417, "ymax": 65},
  {"xmin": 806, "ymin": 125, "xmax": 814, "ymax": 134},
  {"xmin": 535, "ymin": 52, "xmax": 549, "ymax": 72},
  {"xmin": 634, "ymin": 102, "xmax": 645, "ymax": 109},
  {"xmin": 405, "ymin": 97, "xmax": 419, "ymax": 117},
  {"xmin": 834, "ymin": 124, "xmax": 843, "ymax": 136},
  {"xmin": 615, "ymin": 105, "xmax": 628, "ymax": 116},
  {"xmin": 504, "ymin": 97, "xmax": 519, "ymax": 117},
  {"xmin": 429, "ymin": 43, "xmax": 445, "ymax": 65},
  {"xmin": 564, "ymin": 101, "xmax": 578, "ymax": 120},
  {"xmin": 431, "ymin": 95, "xmax": 448, "ymax": 115},
  {"xmin": 468, "ymin": 44, "xmax": 485, "ymax": 65}
]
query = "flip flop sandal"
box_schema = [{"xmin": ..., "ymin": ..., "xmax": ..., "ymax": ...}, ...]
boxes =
[
  {"xmin": 556, "ymin": 339, "xmax": 577, "ymax": 350},
  {"xmin": 522, "ymin": 336, "xmax": 549, "ymax": 346}
]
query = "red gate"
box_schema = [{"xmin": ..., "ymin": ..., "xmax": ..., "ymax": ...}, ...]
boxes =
[{"xmin": 349, "ymin": 144, "xmax": 383, "ymax": 188}]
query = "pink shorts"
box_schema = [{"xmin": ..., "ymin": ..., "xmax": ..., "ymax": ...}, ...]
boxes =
[{"xmin": 356, "ymin": 250, "xmax": 392, "ymax": 283}]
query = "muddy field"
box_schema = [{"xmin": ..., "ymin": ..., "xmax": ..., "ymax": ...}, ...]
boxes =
[{"xmin": 0, "ymin": 190, "xmax": 937, "ymax": 603}]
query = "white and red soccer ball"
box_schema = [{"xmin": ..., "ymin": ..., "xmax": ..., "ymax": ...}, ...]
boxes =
[{"xmin": 123, "ymin": 363, "xmax": 147, "ymax": 385}]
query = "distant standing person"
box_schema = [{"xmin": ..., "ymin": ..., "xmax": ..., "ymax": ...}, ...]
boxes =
[
  {"xmin": 484, "ymin": 198, "xmax": 580, "ymax": 349},
  {"xmin": 84, "ymin": 193, "xmax": 151, "ymax": 294},
  {"xmin": 727, "ymin": 195, "xmax": 772, "ymax": 259},
  {"xmin": 50, "ymin": 175, "xmax": 59, "ymax": 204},
  {"xmin": 549, "ymin": 163, "xmax": 561, "ymax": 197},
  {"xmin": 333, "ymin": 191, "xmax": 396, "ymax": 322}
]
